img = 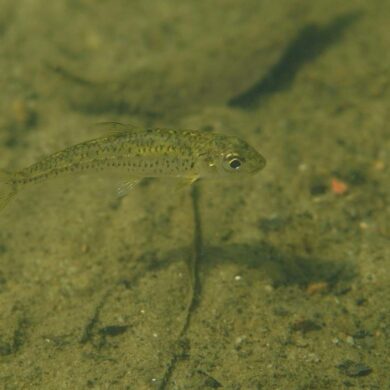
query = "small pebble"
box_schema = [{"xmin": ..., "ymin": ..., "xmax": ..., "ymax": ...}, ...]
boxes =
[
  {"xmin": 373, "ymin": 160, "xmax": 384, "ymax": 171},
  {"xmin": 81, "ymin": 244, "xmax": 89, "ymax": 253},
  {"xmin": 99, "ymin": 325, "xmax": 129, "ymax": 336},
  {"xmin": 309, "ymin": 177, "xmax": 328, "ymax": 195},
  {"xmin": 306, "ymin": 281, "xmax": 328, "ymax": 295},
  {"xmin": 331, "ymin": 178, "xmax": 348, "ymax": 195},
  {"xmin": 290, "ymin": 319, "xmax": 322, "ymax": 333},
  {"xmin": 332, "ymin": 337, "xmax": 341, "ymax": 345},
  {"xmin": 298, "ymin": 163, "xmax": 308, "ymax": 172},
  {"xmin": 306, "ymin": 353, "xmax": 320, "ymax": 363}
]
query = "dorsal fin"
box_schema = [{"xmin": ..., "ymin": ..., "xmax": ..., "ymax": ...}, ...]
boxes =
[{"xmin": 89, "ymin": 122, "xmax": 140, "ymax": 137}]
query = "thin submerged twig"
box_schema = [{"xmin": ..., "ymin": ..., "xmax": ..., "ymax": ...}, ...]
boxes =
[{"xmin": 158, "ymin": 182, "xmax": 203, "ymax": 389}]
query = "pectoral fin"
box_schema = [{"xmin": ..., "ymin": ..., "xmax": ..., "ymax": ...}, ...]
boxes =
[
  {"xmin": 175, "ymin": 176, "xmax": 199, "ymax": 191},
  {"xmin": 117, "ymin": 179, "xmax": 140, "ymax": 197}
]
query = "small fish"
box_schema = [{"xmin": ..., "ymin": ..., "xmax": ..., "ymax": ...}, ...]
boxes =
[{"xmin": 0, "ymin": 125, "xmax": 266, "ymax": 211}]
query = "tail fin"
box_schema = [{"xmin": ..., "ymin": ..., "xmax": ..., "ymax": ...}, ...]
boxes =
[{"xmin": 0, "ymin": 170, "xmax": 17, "ymax": 212}]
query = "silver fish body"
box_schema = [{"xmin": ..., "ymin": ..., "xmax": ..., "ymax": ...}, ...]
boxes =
[{"xmin": 0, "ymin": 127, "xmax": 266, "ymax": 210}]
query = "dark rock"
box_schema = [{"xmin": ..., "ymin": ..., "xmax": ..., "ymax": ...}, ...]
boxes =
[
  {"xmin": 290, "ymin": 319, "xmax": 322, "ymax": 333},
  {"xmin": 99, "ymin": 325, "xmax": 129, "ymax": 336},
  {"xmin": 336, "ymin": 360, "xmax": 373, "ymax": 377}
]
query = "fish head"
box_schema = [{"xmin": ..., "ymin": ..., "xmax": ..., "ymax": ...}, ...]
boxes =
[{"xmin": 197, "ymin": 135, "xmax": 266, "ymax": 178}]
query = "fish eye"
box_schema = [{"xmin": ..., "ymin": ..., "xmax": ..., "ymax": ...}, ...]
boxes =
[
  {"xmin": 229, "ymin": 158, "xmax": 242, "ymax": 170},
  {"xmin": 224, "ymin": 153, "xmax": 244, "ymax": 171}
]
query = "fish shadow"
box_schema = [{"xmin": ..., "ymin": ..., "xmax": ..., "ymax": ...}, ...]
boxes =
[
  {"xmin": 203, "ymin": 241, "xmax": 356, "ymax": 288},
  {"xmin": 81, "ymin": 240, "xmax": 355, "ymax": 347},
  {"xmin": 228, "ymin": 11, "xmax": 362, "ymax": 109},
  {"xmin": 122, "ymin": 240, "xmax": 356, "ymax": 291}
]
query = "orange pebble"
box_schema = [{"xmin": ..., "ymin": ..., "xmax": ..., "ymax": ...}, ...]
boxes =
[
  {"xmin": 306, "ymin": 281, "xmax": 329, "ymax": 295},
  {"xmin": 331, "ymin": 178, "xmax": 348, "ymax": 195}
]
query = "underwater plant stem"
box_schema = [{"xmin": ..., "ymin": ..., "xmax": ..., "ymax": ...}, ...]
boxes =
[{"xmin": 158, "ymin": 181, "xmax": 203, "ymax": 389}]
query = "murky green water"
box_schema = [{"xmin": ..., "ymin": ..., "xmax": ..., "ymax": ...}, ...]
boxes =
[{"xmin": 0, "ymin": 1, "xmax": 388, "ymax": 389}]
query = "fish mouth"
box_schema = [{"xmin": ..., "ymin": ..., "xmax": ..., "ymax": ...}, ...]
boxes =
[
  {"xmin": 258, "ymin": 154, "xmax": 267, "ymax": 170},
  {"xmin": 249, "ymin": 153, "xmax": 266, "ymax": 173}
]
